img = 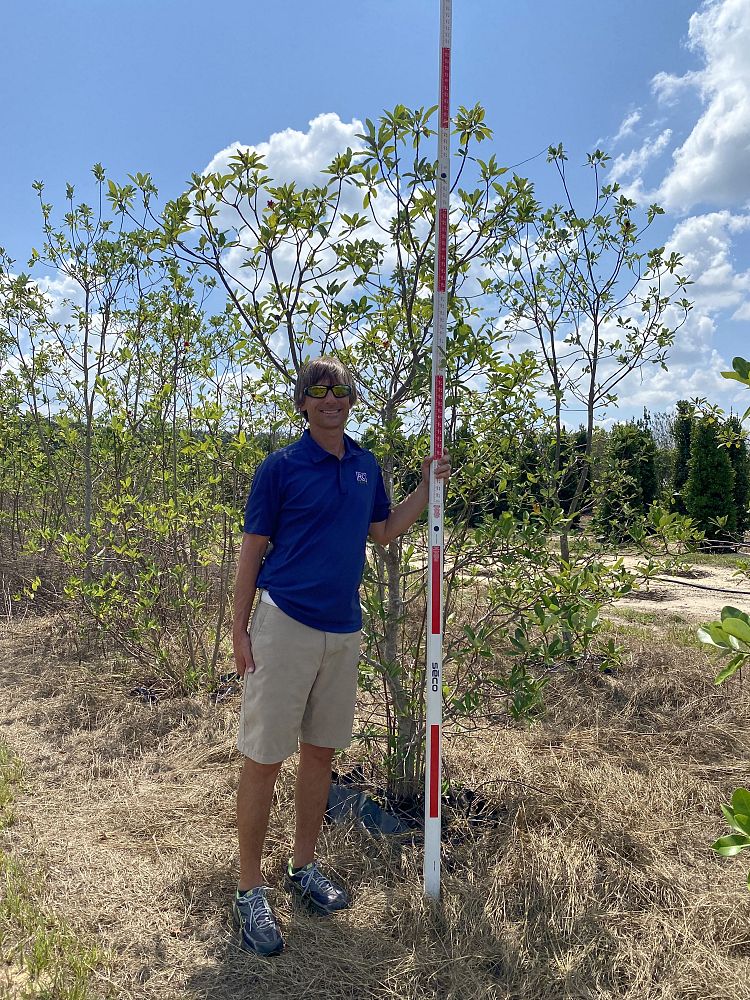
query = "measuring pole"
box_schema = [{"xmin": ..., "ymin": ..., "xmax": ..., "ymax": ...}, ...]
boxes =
[{"xmin": 424, "ymin": 0, "xmax": 451, "ymax": 901}]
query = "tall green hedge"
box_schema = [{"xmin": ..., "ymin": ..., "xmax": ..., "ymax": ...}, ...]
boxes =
[
  {"xmin": 685, "ymin": 416, "xmax": 736, "ymax": 539},
  {"xmin": 593, "ymin": 421, "xmax": 658, "ymax": 539},
  {"xmin": 726, "ymin": 415, "xmax": 750, "ymax": 536},
  {"xmin": 672, "ymin": 399, "xmax": 693, "ymax": 513}
]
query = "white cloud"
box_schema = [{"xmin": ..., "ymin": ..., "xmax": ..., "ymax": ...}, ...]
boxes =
[
  {"xmin": 654, "ymin": 0, "xmax": 750, "ymax": 211},
  {"xmin": 35, "ymin": 270, "xmax": 83, "ymax": 326},
  {"xmin": 651, "ymin": 70, "xmax": 702, "ymax": 105},
  {"xmin": 199, "ymin": 114, "xmax": 389, "ymax": 344},
  {"xmin": 613, "ymin": 109, "xmax": 642, "ymax": 144},
  {"xmin": 613, "ymin": 209, "xmax": 750, "ymax": 417},
  {"xmin": 201, "ymin": 113, "xmax": 375, "ymax": 279},
  {"xmin": 610, "ymin": 129, "xmax": 673, "ymax": 183},
  {"xmin": 667, "ymin": 210, "xmax": 750, "ymax": 313},
  {"xmin": 597, "ymin": 2, "xmax": 750, "ymax": 419},
  {"xmin": 592, "ymin": 306, "xmax": 744, "ymax": 420},
  {"xmin": 505, "ymin": 206, "xmax": 750, "ymax": 422},
  {"xmin": 191, "ymin": 85, "xmax": 750, "ymax": 422},
  {"xmin": 205, "ymin": 112, "xmax": 365, "ymax": 192}
]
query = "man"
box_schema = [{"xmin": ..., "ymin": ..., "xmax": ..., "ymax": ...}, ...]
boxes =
[{"xmin": 231, "ymin": 355, "xmax": 451, "ymax": 956}]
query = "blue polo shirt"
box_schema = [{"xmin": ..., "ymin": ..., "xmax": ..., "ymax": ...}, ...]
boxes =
[{"xmin": 243, "ymin": 430, "xmax": 391, "ymax": 632}]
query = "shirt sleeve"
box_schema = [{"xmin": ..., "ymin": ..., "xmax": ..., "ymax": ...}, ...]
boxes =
[
  {"xmin": 243, "ymin": 456, "xmax": 281, "ymax": 537},
  {"xmin": 370, "ymin": 464, "xmax": 391, "ymax": 523}
]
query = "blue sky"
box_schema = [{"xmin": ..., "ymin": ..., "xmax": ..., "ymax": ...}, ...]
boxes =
[{"xmin": 3, "ymin": 0, "xmax": 750, "ymax": 423}]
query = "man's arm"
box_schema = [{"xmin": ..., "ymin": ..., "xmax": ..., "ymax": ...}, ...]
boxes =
[
  {"xmin": 232, "ymin": 532, "xmax": 270, "ymax": 676},
  {"xmin": 368, "ymin": 453, "xmax": 451, "ymax": 547}
]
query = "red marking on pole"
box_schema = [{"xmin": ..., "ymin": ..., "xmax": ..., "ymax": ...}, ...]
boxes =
[
  {"xmin": 431, "ymin": 545, "xmax": 441, "ymax": 633},
  {"xmin": 434, "ymin": 374, "xmax": 444, "ymax": 458},
  {"xmin": 437, "ymin": 208, "xmax": 448, "ymax": 292},
  {"xmin": 440, "ymin": 48, "xmax": 451, "ymax": 128},
  {"xmin": 429, "ymin": 724, "xmax": 440, "ymax": 817}
]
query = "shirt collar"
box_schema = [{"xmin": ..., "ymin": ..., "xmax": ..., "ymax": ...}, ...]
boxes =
[{"xmin": 301, "ymin": 429, "xmax": 364, "ymax": 462}]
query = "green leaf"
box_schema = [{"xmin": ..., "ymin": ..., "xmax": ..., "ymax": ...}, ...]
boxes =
[
  {"xmin": 721, "ymin": 803, "xmax": 750, "ymax": 835},
  {"xmin": 721, "ymin": 803, "xmax": 746, "ymax": 833},
  {"xmin": 720, "ymin": 616, "xmax": 750, "ymax": 644},
  {"xmin": 722, "ymin": 358, "xmax": 750, "ymax": 386},
  {"xmin": 720, "ymin": 605, "xmax": 750, "ymax": 626},
  {"xmin": 712, "ymin": 834, "xmax": 750, "ymax": 857},
  {"xmin": 715, "ymin": 654, "xmax": 745, "ymax": 685},
  {"xmin": 699, "ymin": 622, "xmax": 733, "ymax": 648},
  {"xmin": 697, "ymin": 626, "xmax": 721, "ymax": 647},
  {"xmin": 732, "ymin": 789, "xmax": 750, "ymax": 818}
]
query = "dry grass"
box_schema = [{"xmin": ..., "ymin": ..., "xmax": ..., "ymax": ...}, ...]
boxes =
[{"xmin": 1, "ymin": 614, "xmax": 749, "ymax": 999}]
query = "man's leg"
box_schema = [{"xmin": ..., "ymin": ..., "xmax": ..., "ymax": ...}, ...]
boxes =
[
  {"xmin": 292, "ymin": 742, "xmax": 335, "ymax": 869},
  {"xmin": 237, "ymin": 756, "xmax": 283, "ymax": 890}
]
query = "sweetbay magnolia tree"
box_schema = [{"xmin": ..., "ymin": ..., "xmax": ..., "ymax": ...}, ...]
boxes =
[
  {"xmin": 0, "ymin": 179, "xmax": 265, "ymax": 680},
  {"xmin": 111, "ymin": 103, "xmax": 566, "ymax": 792},
  {"xmin": 2, "ymin": 105, "xmax": 696, "ymax": 796},
  {"xmin": 139, "ymin": 109, "xmax": 693, "ymax": 791},
  {"xmin": 487, "ymin": 145, "xmax": 693, "ymax": 564}
]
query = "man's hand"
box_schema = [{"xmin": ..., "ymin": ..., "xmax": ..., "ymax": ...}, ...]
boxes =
[
  {"xmin": 233, "ymin": 629, "xmax": 256, "ymax": 677},
  {"xmin": 369, "ymin": 453, "xmax": 453, "ymax": 547},
  {"xmin": 420, "ymin": 452, "xmax": 452, "ymax": 488},
  {"xmin": 232, "ymin": 533, "xmax": 269, "ymax": 676}
]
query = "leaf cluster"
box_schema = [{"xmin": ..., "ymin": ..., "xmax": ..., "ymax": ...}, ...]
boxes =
[{"xmin": 711, "ymin": 788, "xmax": 750, "ymax": 891}]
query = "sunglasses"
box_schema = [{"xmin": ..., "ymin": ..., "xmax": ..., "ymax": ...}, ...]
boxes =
[{"xmin": 304, "ymin": 384, "xmax": 352, "ymax": 399}]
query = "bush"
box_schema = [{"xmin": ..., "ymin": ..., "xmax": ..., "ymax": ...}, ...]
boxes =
[
  {"xmin": 672, "ymin": 400, "xmax": 693, "ymax": 513},
  {"xmin": 684, "ymin": 416, "xmax": 736, "ymax": 539},
  {"xmin": 593, "ymin": 421, "xmax": 658, "ymax": 540},
  {"xmin": 726, "ymin": 415, "xmax": 750, "ymax": 536}
]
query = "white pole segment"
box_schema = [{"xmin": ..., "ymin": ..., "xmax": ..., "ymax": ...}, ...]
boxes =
[{"xmin": 424, "ymin": 0, "xmax": 451, "ymax": 901}]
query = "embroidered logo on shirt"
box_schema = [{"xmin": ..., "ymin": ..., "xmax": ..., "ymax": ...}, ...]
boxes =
[{"xmin": 356, "ymin": 471, "xmax": 368, "ymax": 484}]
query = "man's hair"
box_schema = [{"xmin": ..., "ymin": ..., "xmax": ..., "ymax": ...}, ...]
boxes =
[{"xmin": 294, "ymin": 356, "xmax": 359, "ymax": 418}]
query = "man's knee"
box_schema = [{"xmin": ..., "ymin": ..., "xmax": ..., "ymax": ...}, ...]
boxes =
[
  {"xmin": 241, "ymin": 756, "xmax": 283, "ymax": 783},
  {"xmin": 299, "ymin": 742, "xmax": 336, "ymax": 764}
]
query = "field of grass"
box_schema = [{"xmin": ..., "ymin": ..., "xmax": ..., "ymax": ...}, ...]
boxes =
[
  {"xmin": 1, "ymin": 595, "xmax": 749, "ymax": 999},
  {"xmin": 682, "ymin": 550, "xmax": 750, "ymax": 571},
  {"xmin": 0, "ymin": 739, "xmax": 107, "ymax": 998},
  {"xmin": 601, "ymin": 607, "xmax": 702, "ymax": 648}
]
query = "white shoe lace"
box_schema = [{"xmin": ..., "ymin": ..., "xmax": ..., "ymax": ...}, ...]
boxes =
[
  {"xmin": 241, "ymin": 888, "xmax": 277, "ymax": 931},
  {"xmin": 298, "ymin": 863, "xmax": 336, "ymax": 897}
]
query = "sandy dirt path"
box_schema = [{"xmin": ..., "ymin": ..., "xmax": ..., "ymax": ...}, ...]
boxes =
[{"xmin": 614, "ymin": 557, "xmax": 750, "ymax": 622}]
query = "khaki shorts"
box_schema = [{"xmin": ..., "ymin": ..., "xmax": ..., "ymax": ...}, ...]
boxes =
[{"xmin": 237, "ymin": 602, "xmax": 362, "ymax": 764}]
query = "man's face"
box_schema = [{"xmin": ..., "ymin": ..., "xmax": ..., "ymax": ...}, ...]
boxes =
[{"xmin": 301, "ymin": 376, "xmax": 352, "ymax": 433}]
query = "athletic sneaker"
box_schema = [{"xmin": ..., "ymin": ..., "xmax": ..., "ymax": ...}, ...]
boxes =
[
  {"xmin": 233, "ymin": 887, "xmax": 284, "ymax": 957},
  {"xmin": 286, "ymin": 859, "xmax": 350, "ymax": 915}
]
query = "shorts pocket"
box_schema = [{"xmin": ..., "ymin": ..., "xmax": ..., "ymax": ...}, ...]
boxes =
[{"xmin": 250, "ymin": 603, "xmax": 270, "ymax": 642}]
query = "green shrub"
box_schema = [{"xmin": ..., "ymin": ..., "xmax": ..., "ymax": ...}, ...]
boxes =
[
  {"xmin": 685, "ymin": 416, "xmax": 736, "ymax": 539},
  {"xmin": 672, "ymin": 399, "xmax": 693, "ymax": 513}
]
